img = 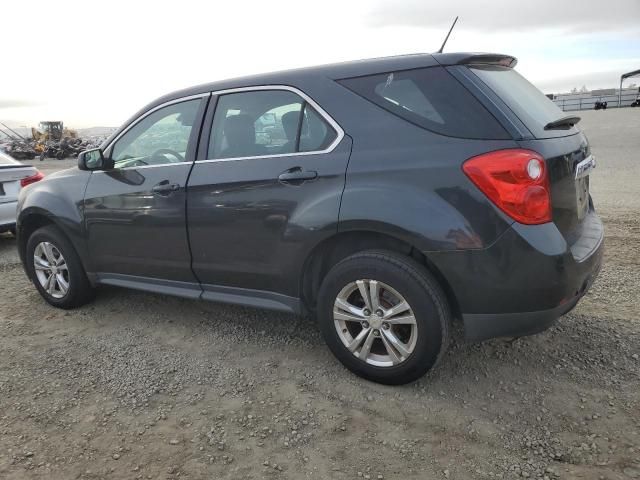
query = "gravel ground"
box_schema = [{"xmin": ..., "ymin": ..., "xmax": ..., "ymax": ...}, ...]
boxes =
[
  {"xmin": 1, "ymin": 109, "xmax": 639, "ymax": 479},
  {"xmin": 30, "ymin": 157, "xmax": 77, "ymax": 176}
]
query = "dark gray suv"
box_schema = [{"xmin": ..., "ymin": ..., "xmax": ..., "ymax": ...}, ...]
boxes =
[{"xmin": 17, "ymin": 53, "xmax": 603, "ymax": 384}]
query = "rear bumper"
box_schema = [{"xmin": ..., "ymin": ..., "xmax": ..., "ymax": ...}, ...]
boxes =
[
  {"xmin": 428, "ymin": 210, "xmax": 604, "ymax": 341},
  {"xmin": 0, "ymin": 200, "xmax": 18, "ymax": 231},
  {"xmin": 462, "ymin": 261, "xmax": 599, "ymax": 341}
]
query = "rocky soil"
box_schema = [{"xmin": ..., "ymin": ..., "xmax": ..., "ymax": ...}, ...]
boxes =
[{"xmin": 0, "ymin": 109, "xmax": 638, "ymax": 479}]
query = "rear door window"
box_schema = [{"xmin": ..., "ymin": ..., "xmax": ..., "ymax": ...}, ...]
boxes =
[
  {"xmin": 468, "ymin": 66, "xmax": 574, "ymax": 139},
  {"xmin": 209, "ymin": 89, "xmax": 338, "ymax": 159},
  {"xmin": 299, "ymin": 103, "xmax": 337, "ymax": 152},
  {"xmin": 338, "ymin": 66, "xmax": 510, "ymax": 140}
]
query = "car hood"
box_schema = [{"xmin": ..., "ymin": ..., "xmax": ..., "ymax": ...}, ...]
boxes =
[
  {"xmin": 45, "ymin": 166, "xmax": 87, "ymax": 180},
  {"xmin": 19, "ymin": 166, "xmax": 91, "ymax": 204}
]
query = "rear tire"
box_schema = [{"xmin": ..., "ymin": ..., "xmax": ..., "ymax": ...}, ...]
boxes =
[
  {"xmin": 317, "ymin": 250, "xmax": 450, "ymax": 385},
  {"xmin": 25, "ymin": 225, "xmax": 94, "ymax": 309}
]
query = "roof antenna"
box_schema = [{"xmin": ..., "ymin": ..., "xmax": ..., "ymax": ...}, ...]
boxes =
[{"xmin": 436, "ymin": 16, "xmax": 459, "ymax": 54}]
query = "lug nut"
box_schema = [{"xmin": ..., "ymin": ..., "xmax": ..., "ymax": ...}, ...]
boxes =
[
  {"xmin": 373, "ymin": 329, "xmax": 380, "ymax": 336},
  {"xmin": 382, "ymin": 322, "xmax": 390, "ymax": 330},
  {"xmin": 375, "ymin": 309, "xmax": 384, "ymax": 317},
  {"xmin": 363, "ymin": 309, "xmax": 371, "ymax": 316},
  {"xmin": 361, "ymin": 321, "xmax": 370, "ymax": 328}
]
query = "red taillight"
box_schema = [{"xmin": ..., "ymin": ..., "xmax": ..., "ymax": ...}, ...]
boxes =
[
  {"xmin": 462, "ymin": 149, "xmax": 551, "ymax": 225},
  {"xmin": 20, "ymin": 171, "xmax": 45, "ymax": 188}
]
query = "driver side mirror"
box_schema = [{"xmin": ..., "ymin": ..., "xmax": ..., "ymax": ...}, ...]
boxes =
[{"xmin": 78, "ymin": 148, "xmax": 114, "ymax": 171}]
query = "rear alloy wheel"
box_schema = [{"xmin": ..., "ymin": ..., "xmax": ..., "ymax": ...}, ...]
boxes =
[
  {"xmin": 26, "ymin": 225, "xmax": 94, "ymax": 309},
  {"xmin": 333, "ymin": 279, "xmax": 417, "ymax": 367},
  {"xmin": 318, "ymin": 250, "xmax": 450, "ymax": 385}
]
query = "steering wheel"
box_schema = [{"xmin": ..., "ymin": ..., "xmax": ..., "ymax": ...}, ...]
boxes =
[{"xmin": 150, "ymin": 148, "xmax": 184, "ymax": 164}]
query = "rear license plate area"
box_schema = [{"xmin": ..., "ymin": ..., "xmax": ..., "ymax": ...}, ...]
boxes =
[
  {"xmin": 575, "ymin": 176, "xmax": 589, "ymax": 220},
  {"xmin": 574, "ymin": 155, "xmax": 595, "ymax": 221}
]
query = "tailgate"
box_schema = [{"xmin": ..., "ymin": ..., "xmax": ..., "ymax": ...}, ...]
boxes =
[
  {"xmin": 518, "ymin": 131, "xmax": 599, "ymax": 253},
  {"xmin": 465, "ymin": 63, "xmax": 601, "ymax": 256}
]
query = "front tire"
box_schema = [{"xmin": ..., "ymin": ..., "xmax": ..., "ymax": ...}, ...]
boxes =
[
  {"xmin": 25, "ymin": 225, "xmax": 94, "ymax": 309},
  {"xmin": 317, "ymin": 250, "xmax": 451, "ymax": 385}
]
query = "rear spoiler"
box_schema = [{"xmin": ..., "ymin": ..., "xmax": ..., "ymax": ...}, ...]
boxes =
[{"xmin": 433, "ymin": 53, "xmax": 517, "ymax": 68}]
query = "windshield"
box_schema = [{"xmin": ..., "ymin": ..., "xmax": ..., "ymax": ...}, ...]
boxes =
[{"xmin": 469, "ymin": 66, "xmax": 574, "ymax": 139}]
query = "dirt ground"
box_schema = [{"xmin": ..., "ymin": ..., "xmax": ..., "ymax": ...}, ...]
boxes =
[{"xmin": 1, "ymin": 109, "xmax": 638, "ymax": 480}]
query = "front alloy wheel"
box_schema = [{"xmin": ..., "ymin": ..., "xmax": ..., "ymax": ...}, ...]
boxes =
[
  {"xmin": 334, "ymin": 279, "xmax": 417, "ymax": 367},
  {"xmin": 33, "ymin": 241, "xmax": 70, "ymax": 298},
  {"xmin": 26, "ymin": 225, "xmax": 94, "ymax": 309}
]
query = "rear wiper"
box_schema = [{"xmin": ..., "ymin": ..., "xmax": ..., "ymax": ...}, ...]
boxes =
[{"xmin": 544, "ymin": 115, "xmax": 581, "ymax": 130}]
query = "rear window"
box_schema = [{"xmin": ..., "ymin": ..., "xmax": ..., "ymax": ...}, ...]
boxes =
[
  {"xmin": 469, "ymin": 66, "xmax": 571, "ymax": 139},
  {"xmin": 338, "ymin": 66, "xmax": 510, "ymax": 140}
]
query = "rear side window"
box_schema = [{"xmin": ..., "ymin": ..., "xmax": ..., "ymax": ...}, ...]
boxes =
[
  {"xmin": 339, "ymin": 67, "xmax": 510, "ymax": 139},
  {"xmin": 468, "ymin": 66, "xmax": 570, "ymax": 139}
]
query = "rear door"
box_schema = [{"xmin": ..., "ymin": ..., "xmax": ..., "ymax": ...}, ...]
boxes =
[
  {"xmin": 187, "ymin": 87, "xmax": 350, "ymax": 299},
  {"xmin": 83, "ymin": 96, "xmax": 207, "ymax": 288}
]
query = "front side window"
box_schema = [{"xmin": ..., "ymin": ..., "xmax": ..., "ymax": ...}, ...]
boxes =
[
  {"xmin": 111, "ymin": 99, "xmax": 201, "ymax": 169},
  {"xmin": 339, "ymin": 67, "xmax": 510, "ymax": 140},
  {"xmin": 209, "ymin": 89, "xmax": 337, "ymax": 159}
]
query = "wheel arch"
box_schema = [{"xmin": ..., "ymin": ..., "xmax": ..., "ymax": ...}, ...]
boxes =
[
  {"xmin": 300, "ymin": 230, "xmax": 461, "ymax": 321},
  {"xmin": 17, "ymin": 207, "xmax": 89, "ymax": 281}
]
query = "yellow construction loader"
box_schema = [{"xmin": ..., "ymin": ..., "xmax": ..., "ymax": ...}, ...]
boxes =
[{"xmin": 31, "ymin": 121, "xmax": 77, "ymax": 152}]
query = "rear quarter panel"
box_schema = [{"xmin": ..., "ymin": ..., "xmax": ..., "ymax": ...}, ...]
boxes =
[{"xmin": 323, "ymin": 85, "xmax": 518, "ymax": 251}]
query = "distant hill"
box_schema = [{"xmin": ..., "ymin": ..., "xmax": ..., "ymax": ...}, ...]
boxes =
[
  {"xmin": 1, "ymin": 125, "xmax": 117, "ymax": 141},
  {"xmin": 76, "ymin": 127, "xmax": 117, "ymax": 137}
]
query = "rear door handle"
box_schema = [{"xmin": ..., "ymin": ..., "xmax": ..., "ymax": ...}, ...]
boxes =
[
  {"xmin": 278, "ymin": 167, "xmax": 318, "ymax": 185},
  {"xmin": 152, "ymin": 180, "xmax": 180, "ymax": 195}
]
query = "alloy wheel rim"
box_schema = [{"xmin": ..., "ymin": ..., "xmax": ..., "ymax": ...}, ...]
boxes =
[
  {"xmin": 33, "ymin": 242, "xmax": 69, "ymax": 299},
  {"xmin": 333, "ymin": 279, "xmax": 418, "ymax": 367}
]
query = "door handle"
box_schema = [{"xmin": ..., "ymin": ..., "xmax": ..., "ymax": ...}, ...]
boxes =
[
  {"xmin": 278, "ymin": 167, "xmax": 318, "ymax": 185},
  {"xmin": 152, "ymin": 181, "xmax": 180, "ymax": 195}
]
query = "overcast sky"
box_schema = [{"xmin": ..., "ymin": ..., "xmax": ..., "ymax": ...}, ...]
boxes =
[{"xmin": 1, "ymin": 0, "xmax": 639, "ymax": 128}]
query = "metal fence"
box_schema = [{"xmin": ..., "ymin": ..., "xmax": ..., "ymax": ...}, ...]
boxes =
[{"xmin": 553, "ymin": 92, "xmax": 638, "ymax": 111}]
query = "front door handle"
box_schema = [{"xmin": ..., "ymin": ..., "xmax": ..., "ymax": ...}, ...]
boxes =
[
  {"xmin": 278, "ymin": 167, "xmax": 318, "ymax": 185},
  {"xmin": 152, "ymin": 180, "xmax": 180, "ymax": 195}
]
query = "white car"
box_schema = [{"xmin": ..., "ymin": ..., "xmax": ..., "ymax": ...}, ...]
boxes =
[{"xmin": 0, "ymin": 150, "xmax": 43, "ymax": 235}]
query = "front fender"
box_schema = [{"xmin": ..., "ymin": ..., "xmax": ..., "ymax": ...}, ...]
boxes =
[{"xmin": 17, "ymin": 169, "xmax": 91, "ymax": 273}]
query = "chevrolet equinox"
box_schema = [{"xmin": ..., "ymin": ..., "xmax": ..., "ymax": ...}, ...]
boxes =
[{"xmin": 17, "ymin": 53, "xmax": 603, "ymax": 384}]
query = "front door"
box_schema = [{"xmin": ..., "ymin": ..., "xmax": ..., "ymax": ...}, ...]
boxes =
[
  {"xmin": 83, "ymin": 96, "xmax": 207, "ymax": 290},
  {"xmin": 187, "ymin": 87, "xmax": 350, "ymax": 300}
]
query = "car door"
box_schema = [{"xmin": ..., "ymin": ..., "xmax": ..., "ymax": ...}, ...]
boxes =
[
  {"xmin": 83, "ymin": 95, "xmax": 208, "ymax": 293},
  {"xmin": 187, "ymin": 87, "xmax": 351, "ymax": 304}
]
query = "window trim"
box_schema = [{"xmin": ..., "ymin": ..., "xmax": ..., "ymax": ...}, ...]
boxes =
[
  {"xmin": 198, "ymin": 85, "xmax": 345, "ymax": 164},
  {"xmin": 100, "ymin": 85, "xmax": 344, "ymax": 171}
]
